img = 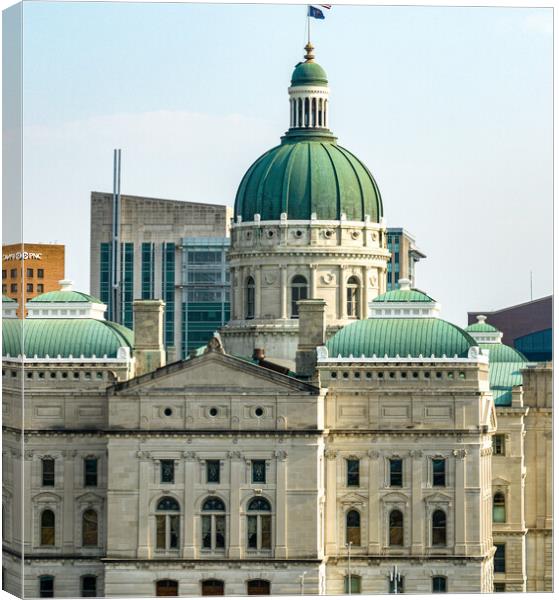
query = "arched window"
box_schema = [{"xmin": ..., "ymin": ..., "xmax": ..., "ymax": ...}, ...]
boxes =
[
  {"xmin": 432, "ymin": 576, "xmax": 447, "ymax": 593},
  {"xmin": 246, "ymin": 276, "xmax": 255, "ymax": 319},
  {"xmin": 389, "ymin": 509, "xmax": 404, "ymax": 546},
  {"xmin": 82, "ymin": 509, "xmax": 98, "ymax": 547},
  {"xmin": 40, "ymin": 510, "xmax": 55, "ymax": 546},
  {"xmin": 291, "ymin": 275, "xmax": 308, "ymax": 318},
  {"xmin": 247, "ymin": 579, "xmax": 271, "ymax": 595},
  {"xmin": 431, "ymin": 510, "xmax": 446, "ymax": 546},
  {"xmin": 297, "ymin": 98, "xmax": 303, "ymax": 128},
  {"xmin": 312, "ymin": 97, "xmax": 317, "ymax": 127},
  {"xmin": 39, "ymin": 575, "xmax": 54, "ymax": 598},
  {"xmin": 493, "ymin": 492, "xmax": 506, "ymax": 523},
  {"xmin": 202, "ymin": 496, "xmax": 226, "ymax": 550},
  {"xmin": 202, "ymin": 579, "xmax": 224, "ymax": 596},
  {"xmin": 156, "ymin": 497, "xmax": 180, "ymax": 550},
  {"xmin": 156, "ymin": 579, "xmax": 179, "ymax": 596},
  {"xmin": 247, "ymin": 497, "xmax": 272, "ymax": 550},
  {"xmin": 346, "ymin": 276, "xmax": 361, "ymax": 318},
  {"xmin": 346, "ymin": 510, "xmax": 361, "ymax": 546},
  {"xmin": 81, "ymin": 575, "xmax": 97, "ymax": 597}
]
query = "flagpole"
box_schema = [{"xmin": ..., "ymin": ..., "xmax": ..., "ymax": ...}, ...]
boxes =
[{"xmin": 307, "ymin": 6, "xmax": 310, "ymax": 45}]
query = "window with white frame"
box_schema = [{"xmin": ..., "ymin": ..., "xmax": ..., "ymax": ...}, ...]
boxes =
[{"xmin": 155, "ymin": 497, "xmax": 180, "ymax": 550}]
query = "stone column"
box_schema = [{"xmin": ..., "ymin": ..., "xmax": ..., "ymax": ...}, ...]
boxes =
[
  {"xmin": 275, "ymin": 451, "xmax": 288, "ymax": 558},
  {"xmin": 280, "ymin": 266, "xmax": 287, "ymax": 319},
  {"xmin": 361, "ymin": 266, "xmax": 368, "ymax": 319},
  {"xmin": 254, "ymin": 265, "xmax": 262, "ymax": 318},
  {"xmin": 338, "ymin": 266, "xmax": 347, "ymax": 320},
  {"xmin": 21, "ymin": 450, "xmax": 31, "ymax": 550},
  {"xmin": 182, "ymin": 451, "xmax": 197, "ymax": 558},
  {"xmin": 453, "ymin": 449, "xmax": 467, "ymax": 555},
  {"xmin": 410, "ymin": 450, "xmax": 423, "ymax": 554},
  {"xmin": 228, "ymin": 451, "xmax": 243, "ymax": 559},
  {"xmin": 367, "ymin": 450, "xmax": 381, "ymax": 553},
  {"xmin": 310, "ymin": 264, "xmax": 317, "ymax": 299},
  {"xmin": 137, "ymin": 451, "xmax": 151, "ymax": 558},
  {"xmin": 325, "ymin": 450, "xmax": 338, "ymax": 555},
  {"xmin": 62, "ymin": 449, "xmax": 76, "ymax": 553}
]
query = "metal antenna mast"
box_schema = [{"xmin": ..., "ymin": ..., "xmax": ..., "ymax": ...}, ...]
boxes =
[{"xmin": 111, "ymin": 149, "xmax": 122, "ymax": 323}]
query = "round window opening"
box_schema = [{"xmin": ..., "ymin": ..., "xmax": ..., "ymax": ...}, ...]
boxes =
[
  {"xmin": 266, "ymin": 230, "xmax": 274, "ymax": 238},
  {"xmin": 163, "ymin": 407, "xmax": 173, "ymax": 417},
  {"xmin": 295, "ymin": 230, "xmax": 303, "ymax": 237},
  {"xmin": 255, "ymin": 407, "xmax": 264, "ymax": 417},
  {"xmin": 209, "ymin": 407, "xmax": 219, "ymax": 417}
]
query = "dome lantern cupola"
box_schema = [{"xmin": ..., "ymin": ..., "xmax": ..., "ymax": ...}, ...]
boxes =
[{"xmin": 287, "ymin": 43, "xmax": 331, "ymax": 133}]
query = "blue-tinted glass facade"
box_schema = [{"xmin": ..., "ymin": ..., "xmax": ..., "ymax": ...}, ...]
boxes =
[
  {"xmin": 99, "ymin": 242, "xmax": 133, "ymax": 325},
  {"xmin": 514, "ymin": 329, "xmax": 552, "ymax": 362},
  {"xmin": 162, "ymin": 243, "xmax": 176, "ymax": 348},
  {"xmin": 181, "ymin": 238, "xmax": 230, "ymax": 357},
  {"xmin": 141, "ymin": 242, "xmax": 155, "ymax": 299}
]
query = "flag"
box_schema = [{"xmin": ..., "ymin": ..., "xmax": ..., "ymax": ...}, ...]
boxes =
[
  {"xmin": 320, "ymin": 4, "xmax": 332, "ymax": 8},
  {"xmin": 308, "ymin": 6, "xmax": 325, "ymax": 20}
]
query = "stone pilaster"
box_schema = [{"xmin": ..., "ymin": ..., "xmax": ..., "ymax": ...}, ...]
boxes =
[{"xmin": 275, "ymin": 450, "xmax": 288, "ymax": 558}]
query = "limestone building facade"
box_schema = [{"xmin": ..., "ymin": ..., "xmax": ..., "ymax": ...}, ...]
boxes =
[{"xmin": 2, "ymin": 44, "xmax": 553, "ymax": 598}]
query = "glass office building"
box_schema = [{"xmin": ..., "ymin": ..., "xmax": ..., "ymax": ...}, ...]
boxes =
[
  {"xmin": 181, "ymin": 237, "xmax": 230, "ymax": 357},
  {"xmin": 386, "ymin": 228, "xmax": 426, "ymax": 290}
]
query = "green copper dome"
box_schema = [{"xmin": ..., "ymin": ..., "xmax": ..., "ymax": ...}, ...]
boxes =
[
  {"xmin": 29, "ymin": 290, "xmax": 103, "ymax": 303},
  {"xmin": 234, "ymin": 139, "xmax": 383, "ymax": 221},
  {"xmin": 466, "ymin": 321, "xmax": 498, "ymax": 333},
  {"xmin": 326, "ymin": 318, "xmax": 477, "ymax": 359},
  {"xmin": 291, "ymin": 61, "xmax": 328, "ymax": 87},
  {"xmin": 2, "ymin": 295, "xmax": 16, "ymax": 303},
  {"xmin": 373, "ymin": 289, "xmax": 435, "ymax": 303},
  {"xmin": 2, "ymin": 319, "xmax": 133, "ymax": 358},
  {"xmin": 479, "ymin": 343, "xmax": 526, "ymax": 363}
]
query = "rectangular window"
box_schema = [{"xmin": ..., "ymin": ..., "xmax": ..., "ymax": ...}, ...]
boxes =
[
  {"xmin": 39, "ymin": 575, "xmax": 54, "ymax": 598},
  {"xmin": 247, "ymin": 515, "xmax": 257, "ymax": 548},
  {"xmin": 493, "ymin": 583, "xmax": 506, "ymax": 592},
  {"xmin": 202, "ymin": 514, "xmax": 212, "ymax": 549},
  {"xmin": 10, "ymin": 283, "xmax": 17, "ymax": 293},
  {"xmin": 494, "ymin": 544, "xmax": 506, "ymax": 573},
  {"xmin": 27, "ymin": 268, "xmax": 34, "ymax": 277},
  {"xmin": 27, "ymin": 283, "xmax": 33, "ymax": 292},
  {"xmin": 493, "ymin": 435, "xmax": 505, "ymax": 456},
  {"xmin": 10, "ymin": 269, "xmax": 17, "ymax": 278},
  {"xmin": 84, "ymin": 458, "xmax": 98, "ymax": 487},
  {"xmin": 2, "ymin": 270, "xmax": 6, "ymax": 279},
  {"xmin": 388, "ymin": 576, "xmax": 404, "ymax": 594},
  {"xmin": 160, "ymin": 460, "xmax": 175, "ymax": 484},
  {"xmin": 432, "ymin": 577, "xmax": 447, "ymax": 593},
  {"xmin": 251, "ymin": 460, "xmax": 266, "ymax": 484},
  {"xmin": 347, "ymin": 459, "xmax": 360, "ymax": 487},
  {"xmin": 261, "ymin": 514, "xmax": 271, "ymax": 549},
  {"xmin": 206, "ymin": 460, "xmax": 220, "ymax": 484},
  {"xmin": 162, "ymin": 242, "xmax": 175, "ymax": 347},
  {"xmin": 42, "ymin": 458, "xmax": 55, "ymax": 487},
  {"xmin": 141, "ymin": 242, "xmax": 155, "ymax": 299},
  {"xmin": 37, "ymin": 284, "xmax": 44, "ymax": 293},
  {"xmin": 38, "ymin": 269, "xmax": 44, "ymax": 278},
  {"xmin": 215, "ymin": 515, "xmax": 226, "ymax": 549},
  {"xmin": 389, "ymin": 459, "xmax": 403, "ymax": 487},
  {"xmin": 432, "ymin": 458, "xmax": 446, "ymax": 487},
  {"xmin": 1, "ymin": 285, "xmax": 6, "ymax": 293},
  {"xmin": 344, "ymin": 576, "xmax": 361, "ymax": 594}
]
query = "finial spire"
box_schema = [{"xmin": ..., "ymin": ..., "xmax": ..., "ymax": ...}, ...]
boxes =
[{"xmin": 304, "ymin": 42, "xmax": 315, "ymax": 62}]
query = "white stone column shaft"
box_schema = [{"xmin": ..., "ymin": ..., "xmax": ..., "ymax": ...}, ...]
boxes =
[
  {"xmin": 182, "ymin": 454, "xmax": 196, "ymax": 558},
  {"xmin": 137, "ymin": 457, "xmax": 150, "ymax": 558},
  {"xmin": 325, "ymin": 452, "xmax": 338, "ymax": 554},
  {"xmin": 228, "ymin": 453, "xmax": 242, "ymax": 558}
]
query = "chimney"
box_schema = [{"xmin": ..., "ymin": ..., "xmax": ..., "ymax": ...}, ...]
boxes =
[
  {"xmin": 295, "ymin": 299, "xmax": 327, "ymax": 380},
  {"xmin": 133, "ymin": 299, "xmax": 166, "ymax": 376}
]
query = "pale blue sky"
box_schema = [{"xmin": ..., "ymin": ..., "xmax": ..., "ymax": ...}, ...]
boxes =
[{"xmin": 4, "ymin": 1, "xmax": 553, "ymax": 325}]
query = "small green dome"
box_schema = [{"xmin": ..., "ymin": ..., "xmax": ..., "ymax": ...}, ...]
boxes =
[
  {"xmin": 29, "ymin": 290, "xmax": 103, "ymax": 303},
  {"xmin": 2, "ymin": 319, "xmax": 133, "ymax": 358},
  {"xmin": 235, "ymin": 139, "xmax": 383, "ymax": 221},
  {"xmin": 291, "ymin": 61, "xmax": 328, "ymax": 87},
  {"xmin": 326, "ymin": 318, "xmax": 476, "ymax": 359},
  {"xmin": 373, "ymin": 289, "xmax": 435, "ymax": 303},
  {"xmin": 479, "ymin": 343, "xmax": 526, "ymax": 363},
  {"xmin": 466, "ymin": 321, "xmax": 498, "ymax": 333}
]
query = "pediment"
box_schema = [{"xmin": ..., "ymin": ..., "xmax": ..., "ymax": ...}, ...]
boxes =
[
  {"xmin": 113, "ymin": 350, "xmax": 318, "ymax": 396},
  {"xmin": 492, "ymin": 477, "xmax": 510, "ymax": 487},
  {"xmin": 340, "ymin": 492, "xmax": 369, "ymax": 506},
  {"xmin": 32, "ymin": 491, "xmax": 62, "ymax": 503},
  {"xmin": 75, "ymin": 491, "xmax": 104, "ymax": 505},
  {"xmin": 381, "ymin": 491, "xmax": 409, "ymax": 504},
  {"xmin": 424, "ymin": 491, "xmax": 453, "ymax": 504}
]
